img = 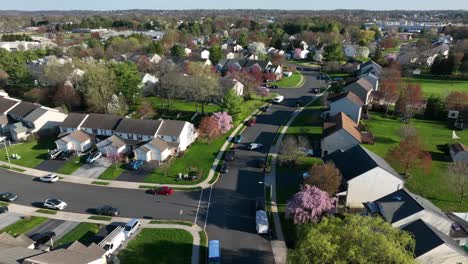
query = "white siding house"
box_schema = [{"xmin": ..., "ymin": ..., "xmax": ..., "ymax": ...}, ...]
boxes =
[
  {"xmin": 201, "ymin": 50, "xmax": 210, "ymax": 59},
  {"xmin": 23, "ymin": 107, "xmax": 67, "ymax": 133},
  {"xmin": 55, "ymin": 130, "xmax": 93, "ymax": 152}
]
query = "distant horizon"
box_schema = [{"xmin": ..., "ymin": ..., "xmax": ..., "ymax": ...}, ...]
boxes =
[{"xmin": 1, "ymin": 0, "xmax": 467, "ymax": 12}]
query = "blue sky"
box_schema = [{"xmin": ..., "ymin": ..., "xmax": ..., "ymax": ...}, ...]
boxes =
[{"xmin": 1, "ymin": 0, "xmax": 467, "ymax": 10}]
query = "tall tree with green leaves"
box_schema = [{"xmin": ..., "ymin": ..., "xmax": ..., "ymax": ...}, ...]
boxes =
[
  {"xmin": 82, "ymin": 63, "xmax": 117, "ymax": 113},
  {"xmin": 171, "ymin": 44, "xmax": 186, "ymax": 57},
  {"xmin": 220, "ymin": 89, "xmax": 243, "ymax": 121},
  {"xmin": 209, "ymin": 44, "xmax": 223, "ymax": 64},
  {"xmin": 110, "ymin": 62, "xmax": 142, "ymax": 105},
  {"xmin": 147, "ymin": 41, "xmax": 164, "ymax": 55},
  {"xmin": 324, "ymin": 43, "xmax": 345, "ymax": 62},
  {"xmin": 288, "ymin": 214, "xmax": 415, "ymax": 264}
]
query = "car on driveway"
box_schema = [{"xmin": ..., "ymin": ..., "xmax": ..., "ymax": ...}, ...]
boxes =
[
  {"xmin": 86, "ymin": 152, "xmax": 102, "ymax": 164},
  {"xmin": 34, "ymin": 231, "xmax": 56, "ymax": 248},
  {"xmin": 269, "ymin": 85, "xmax": 278, "ymax": 89},
  {"xmin": 148, "ymin": 186, "xmax": 175, "ymax": 196},
  {"xmin": 248, "ymin": 143, "xmax": 263, "ymax": 151},
  {"xmin": 39, "ymin": 174, "xmax": 59, "ymax": 183},
  {"xmin": 260, "ymin": 105, "xmax": 271, "ymax": 112},
  {"xmin": 246, "ymin": 117, "xmax": 256, "ymax": 126},
  {"xmin": 233, "ymin": 135, "xmax": 243, "ymax": 143},
  {"xmin": 272, "ymin": 95, "xmax": 284, "ymax": 104},
  {"xmin": 220, "ymin": 163, "xmax": 228, "ymax": 173},
  {"xmin": 57, "ymin": 150, "xmax": 75, "ymax": 161},
  {"xmin": 128, "ymin": 160, "xmax": 144, "ymax": 170},
  {"xmin": 43, "ymin": 198, "xmax": 67, "ymax": 210},
  {"xmin": 0, "ymin": 206, "xmax": 8, "ymax": 214},
  {"xmin": 0, "ymin": 192, "xmax": 18, "ymax": 202},
  {"xmin": 225, "ymin": 149, "xmax": 236, "ymax": 161},
  {"xmin": 95, "ymin": 205, "xmax": 120, "ymax": 216}
]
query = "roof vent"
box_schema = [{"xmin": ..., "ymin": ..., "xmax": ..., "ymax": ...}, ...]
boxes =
[{"xmin": 392, "ymin": 196, "xmax": 402, "ymax": 201}]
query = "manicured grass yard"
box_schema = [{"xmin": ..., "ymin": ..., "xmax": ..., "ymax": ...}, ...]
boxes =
[
  {"xmin": 56, "ymin": 156, "xmax": 82, "ymax": 175},
  {"xmin": 270, "ymin": 72, "xmax": 303, "ymax": 88},
  {"xmin": 0, "ymin": 216, "xmax": 48, "ymax": 236},
  {"xmin": 55, "ymin": 223, "xmax": 101, "ymax": 247},
  {"xmin": 405, "ymin": 75, "xmax": 468, "ymax": 98},
  {"xmin": 98, "ymin": 163, "xmax": 126, "ymax": 180},
  {"xmin": 1, "ymin": 138, "xmax": 55, "ymax": 168},
  {"xmin": 365, "ymin": 112, "xmax": 468, "ymax": 211},
  {"xmin": 118, "ymin": 228, "xmax": 193, "ymax": 264},
  {"xmin": 144, "ymin": 97, "xmax": 220, "ymax": 115}
]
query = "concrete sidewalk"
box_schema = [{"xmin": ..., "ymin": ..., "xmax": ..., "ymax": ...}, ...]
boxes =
[
  {"xmin": 0, "ymin": 106, "xmax": 265, "ymax": 191},
  {"xmin": 264, "ymin": 92, "xmax": 325, "ymax": 264},
  {"xmin": 6, "ymin": 203, "xmax": 203, "ymax": 264}
]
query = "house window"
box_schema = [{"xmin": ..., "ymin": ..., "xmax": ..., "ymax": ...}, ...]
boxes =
[
  {"xmin": 171, "ymin": 136, "xmax": 177, "ymax": 142},
  {"xmin": 137, "ymin": 134, "xmax": 143, "ymax": 141},
  {"xmin": 92, "ymin": 128, "xmax": 98, "ymax": 134}
]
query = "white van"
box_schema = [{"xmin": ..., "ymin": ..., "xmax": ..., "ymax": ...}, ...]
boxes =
[
  {"xmin": 123, "ymin": 218, "xmax": 140, "ymax": 239},
  {"xmin": 98, "ymin": 226, "xmax": 126, "ymax": 256}
]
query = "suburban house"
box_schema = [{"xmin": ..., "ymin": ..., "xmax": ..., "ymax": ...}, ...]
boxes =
[
  {"xmin": 321, "ymin": 112, "xmax": 362, "ymax": 157},
  {"xmin": 23, "ymin": 241, "xmax": 106, "ymax": 264},
  {"xmin": 139, "ymin": 73, "xmax": 159, "ymax": 95},
  {"xmin": 325, "ymin": 145, "xmax": 404, "ymax": 208},
  {"xmin": 7, "ymin": 101, "xmax": 40, "ymax": 123},
  {"xmin": 325, "ymin": 91, "xmax": 364, "ymax": 124},
  {"xmin": 22, "ymin": 107, "xmax": 67, "ymax": 133},
  {"xmin": 0, "ymin": 96, "xmax": 20, "ymax": 134},
  {"xmin": 343, "ymin": 77, "xmax": 374, "ymax": 105},
  {"xmin": 450, "ymin": 143, "xmax": 468, "ymax": 163},
  {"xmin": 220, "ymin": 77, "xmax": 244, "ymax": 96},
  {"xmin": 361, "ymin": 73, "xmax": 379, "ymax": 91},
  {"xmin": 294, "ymin": 48, "xmax": 309, "ymax": 59},
  {"xmin": 401, "ymin": 219, "xmax": 468, "ymax": 264},
  {"xmin": 215, "ymin": 59, "xmax": 282, "ymax": 79},
  {"xmin": 344, "ymin": 45, "xmax": 370, "ymax": 58},
  {"xmin": 55, "ymin": 130, "xmax": 93, "ymax": 152},
  {"xmin": 59, "ymin": 113, "xmax": 89, "ymax": 134},
  {"xmin": 96, "ymin": 135, "xmax": 128, "ymax": 156},
  {"xmin": 134, "ymin": 119, "xmax": 198, "ymax": 162},
  {"xmin": 80, "ymin": 114, "xmax": 122, "ymax": 137},
  {"xmin": 9, "ymin": 123, "xmax": 29, "ymax": 141},
  {"xmin": 355, "ymin": 60, "xmax": 383, "ymax": 77},
  {"xmin": 201, "ymin": 49, "xmax": 210, "ymax": 59},
  {"xmin": 0, "ymin": 232, "xmax": 43, "ymax": 264},
  {"xmin": 114, "ymin": 118, "xmax": 162, "ymax": 142}
]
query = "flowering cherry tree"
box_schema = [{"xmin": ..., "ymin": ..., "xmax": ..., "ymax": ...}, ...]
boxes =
[
  {"xmin": 286, "ymin": 185, "xmax": 336, "ymax": 224},
  {"xmin": 212, "ymin": 112, "xmax": 233, "ymax": 134}
]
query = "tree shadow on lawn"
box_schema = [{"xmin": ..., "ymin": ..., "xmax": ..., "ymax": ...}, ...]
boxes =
[
  {"xmin": 429, "ymin": 151, "xmax": 450, "ymax": 162},
  {"xmin": 119, "ymin": 240, "xmax": 193, "ymax": 264},
  {"xmin": 426, "ymin": 196, "xmax": 460, "ymax": 204},
  {"xmin": 374, "ymin": 136, "xmax": 398, "ymax": 144}
]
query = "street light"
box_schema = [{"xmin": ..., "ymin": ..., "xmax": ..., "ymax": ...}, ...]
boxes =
[{"xmin": 0, "ymin": 136, "xmax": 11, "ymax": 169}]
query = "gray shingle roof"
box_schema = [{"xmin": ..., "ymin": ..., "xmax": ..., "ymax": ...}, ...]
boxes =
[
  {"xmin": 0, "ymin": 97, "xmax": 19, "ymax": 114},
  {"xmin": 23, "ymin": 107, "xmax": 48, "ymax": 123},
  {"xmin": 81, "ymin": 113, "xmax": 122, "ymax": 131},
  {"xmin": 114, "ymin": 118, "xmax": 162, "ymax": 136},
  {"xmin": 8, "ymin": 102, "xmax": 40, "ymax": 118},
  {"xmin": 61, "ymin": 113, "xmax": 88, "ymax": 128},
  {"xmin": 158, "ymin": 120, "xmax": 187, "ymax": 137},
  {"xmin": 402, "ymin": 219, "xmax": 444, "ymax": 257},
  {"xmin": 324, "ymin": 145, "xmax": 400, "ymax": 182}
]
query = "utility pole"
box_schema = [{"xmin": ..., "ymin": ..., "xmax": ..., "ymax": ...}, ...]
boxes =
[{"xmin": 0, "ymin": 137, "xmax": 11, "ymax": 169}]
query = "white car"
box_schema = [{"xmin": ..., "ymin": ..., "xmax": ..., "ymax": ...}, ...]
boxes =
[
  {"xmin": 302, "ymin": 171, "xmax": 310, "ymax": 179},
  {"xmin": 43, "ymin": 198, "xmax": 67, "ymax": 210},
  {"xmin": 39, "ymin": 174, "xmax": 59, "ymax": 183},
  {"xmin": 272, "ymin": 95, "xmax": 284, "ymax": 104},
  {"xmin": 248, "ymin": 143, "xmax": 263, "ymax": 151}
]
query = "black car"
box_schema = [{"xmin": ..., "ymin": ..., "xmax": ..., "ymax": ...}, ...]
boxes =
[
  {"xmin": 95, "ymin": 205, "xmax": 120, "ymax": 216},
  {"xmin": 0, "ymin": 206, "xmax": 8, "ymax": 214},
  {"xmin": 34, "ymin": 231, "xmax": 56, "ymax": 248},
  {"xmin": 58, "ymin": 150, "xmax": 74, "ymax": 160},
  {"xmin": 269, "ymin": 85, "xmax": 278, "ymax": 89},
  {"xmin": 225, "ymin": 149, "xmax": 236, "ymax": 161},
  {"xmin": 220, "ymin": 163, "xmax": 228, "ymax": 173},
  {"xmin": 260, "ymin": 105, "xmax": 271, "ymax": 112},
  {"xmin": 0, "ymin": 192, "xmax": 18, "ymax": 202}
]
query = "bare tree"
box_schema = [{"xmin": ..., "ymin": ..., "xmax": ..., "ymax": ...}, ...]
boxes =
[
  {"xmin": 304, "ymin": 162, "xmax": 342, "ymax": 195},
  {"xmin": 279, "ymin": 135, "xmax": 309, "ymax": 166},
  {"xmin": 449, "ymin": 162, "xmax": 468, "ymax": 203}
]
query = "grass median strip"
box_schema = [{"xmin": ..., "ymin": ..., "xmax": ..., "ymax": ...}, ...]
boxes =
[
  {"xmin": 0, "ymin": 164, "xmax": 26, "ymax": 172},
  {"xmin": 56, "ymin": 156, "xmax": 82, "ymax": 175},
  {"xmin": 55, "ymin": 223, "xmax": 100, "ymax": 247},
  {"xmin": 118, "ymin": 228, "xmax": 193, "ymax": 264},
  {"xmin": 91, "ymin": 181, "xmax": 110, "ymax": 185},
  {"xmin": 98, "ymin": 163, "xmax": 125, "ymax": 180},
  {"xmin": 0, "ymin": 216, "xmax": 48, "ymax": 236},
  {"xmin": 149, "ymin": 220, "xmax": 193, "ymax": 226},
  {"xmin": 88, "ymin": 215, "xmax": 112, "ymax": 221},
  {"xmin": 35, "ymin": 209, "xmax": 57, "ymax": 215},
  {"xmin": 199, "ymin": 230, "xmax": 208, "ymax": 264},
  {"xmin": 0, "ymin": 201, "xmax": 8, "ymax": 206}
]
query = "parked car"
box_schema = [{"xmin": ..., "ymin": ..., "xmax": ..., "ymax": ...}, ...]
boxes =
[
  {"xmin": 225, "ymin": 149, "xmax": 236, "ymax": 161},
  {"xmin": 255, "ymin": 197, "xmax": 269, "ymax": 234},
  {"xmin": 233, "ymin": 135, "xmax": 243, "ymax": 143},
  {"xmin": 248, "ymin": 143, "xmax": 263, "ymax": 151},
  {"xmin": 123, "ymin": 218, "xmax": 141, "ymax": 239},
  {"xmin": 148, "ymin": 186, "xmax": 174, "ymax": 195},
  {"xmin": 57, "ymin": 150, "xmax": 75, "ymax": 161},
  {"xmin": 246, "ymin": 117, "xmax": 256, "ymax": 126},
  {"xmin": 86, "ymin": 152, "xmax": 102, "ymax": 164},
  {"xmin": 269, "ymin": 85, "xmax": 278, "ymax": 89},
  {"xmin": 39, "ymin": 174, "xmax": 59, "ymax": 183},
  {"xmin": 302, "ymin": 171, "xmax": 310, "ymax": 179},
  {"xmin": 208, "ymin": 240, "xmax": 221, "ymax": 264},
  {"xmin": 34, "ymin": 231, "xmax": 56, "ymax": 248},
  {"xmin": 0, "ymin": 192, "xmax": 18, "ymax": 202},
  {"xmin": 272, "ymin": 95, "xmax": 284, "ymax": 104},
  {"xmin": 43, "ymin": 198, "xmax": 67, "ymax": 210},
  {"xmin": 47, "ymin": 149, "xmax": 63, "ymax": 160},
  {"xmin": 310, "ymin": 88, "xmax": 320, "ymax": 94},
  {"xmin": 128, "ymin": 160, "xmax": 144, "ymax": 170},
  {"xmin": 260, "ymin": 105, "xmax": 271, "ymax": 112},
  {"xmin": 95, "ymin": 205, "xmax": 120, "ymax": 216},
  {"xmin": 220, "ymin": 163, "xmax": 228, "ymax": 173},
  {"xmin": 0, "ymin": 206, "xmax": 8, "ymax": 214}
]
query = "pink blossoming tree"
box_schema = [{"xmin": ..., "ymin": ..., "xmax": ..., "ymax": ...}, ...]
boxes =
[
  {"xmin": 286, "ymin": 185, "xmax": 336, "ymax": 224},
  {"xmin": 212, "ymin": 112, "xmax": 233, "ymax": 134}
]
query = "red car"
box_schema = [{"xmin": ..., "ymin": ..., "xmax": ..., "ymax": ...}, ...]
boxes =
[
  {"xmin": 148, "ymin": 186, "xmax": 174, "ymax": 196},
  {"xmin": 246, "ymin": 117, "xmax": 256, "ymax": 126}
]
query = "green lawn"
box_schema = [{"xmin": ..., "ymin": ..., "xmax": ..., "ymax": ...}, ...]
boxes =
[
  {"xmin": 365, "ymin": 112, "xmax": 468, "ymax": 211},
  {"xmin": 270, "ymin": 72, "xmax": 303, "ymax": 88},
  {"xmin": 144, "ymin": 97, "xmax": 220, "ymax": 115},
  {"xmin": 0, "ymin": 216, "xmax": 48, "ymax": 236},
  {"xmin": 1, "ymin": 138, "xmax": 55, "ymax": 168},
  {"xmin": 199, "ymin": 230, "xmax": 208, "ymax": 264},
  {"xmin": 405, "ymin": 76, "xmax": 468, "ymax": 98},
  {"xmin": 118, "ymin": 228, "xmax": 193, "ymax": 264},
  {"xmin": 55, "ymin": 223, "xmax": 101, "ymax": 247},
  {"xmin": 56, "ymin": 156, "xmax": 82, "ymax": 175},
  {"xmin": 144, "ymin": 134, "xmax": 227, "ymax": 184},
  {"xmin": 98, "ymin": 163, "xmax": 126, "ymax": 180},
  {"xmin": 286, "ymin": 100, "xmax": 324, "ymax": 142}
]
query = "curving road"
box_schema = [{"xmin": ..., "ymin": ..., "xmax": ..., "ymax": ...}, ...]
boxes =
[{"xmin": 0, "ymin": 69, "xmax": 325, "ymax": 264}]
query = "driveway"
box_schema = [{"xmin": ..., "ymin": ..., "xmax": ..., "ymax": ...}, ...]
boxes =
[
  {"xmin": 27, "ymin": 219, "xmax": 80, "ymax": 244},
  {"xmin": 71, "ymin": 158, "xmax": 111, "ymax": 179},
  {"xmin": 116, "ymin": 161, "xmax": 159, "ymax": 183},
  {"xmin": 35, "ymin": 159, "xmax": 67, "ymax": 173},
  {"xmin": 0, "ymin": 212, "xmax": 22, "ymax": 230}
]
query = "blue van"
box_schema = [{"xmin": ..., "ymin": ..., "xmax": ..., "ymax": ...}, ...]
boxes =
[{"xmin": 208, "ymin": 240, "xmax": 221, "ymax": 264}]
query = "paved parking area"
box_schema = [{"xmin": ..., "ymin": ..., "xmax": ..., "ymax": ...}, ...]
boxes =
[
  {"xmin": 35, "ymin": 159, "xmax": 67, "ymax": 173},
  {"xmin": 0, "ymin": 212, "xmax": 22, "ymax": 230},
  {"xmin": 27, "ymin": 219, "xmax": 80, "ymax": 241},
  {"xmin": 71, "ymin": 158, "xmax": 111, "ymax": 179},
  {"xmin": 116, "ymin": 161, "xmax": 158, "ymax": 183}
]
